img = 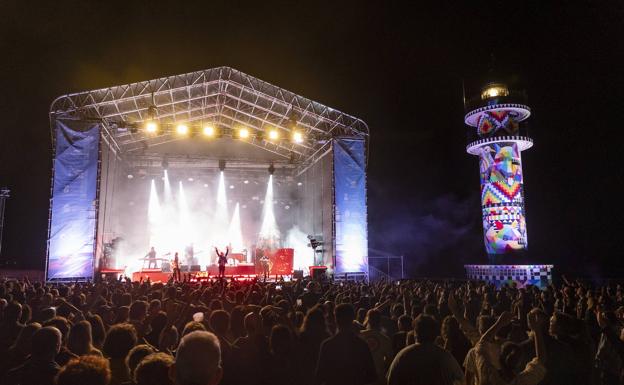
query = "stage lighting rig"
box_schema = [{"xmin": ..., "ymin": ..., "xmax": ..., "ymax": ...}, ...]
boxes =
[
  {"xmin": 292, "ymin": 131, "xmax": 304, "ymax": 143},
  {"xmin": 219, "ymin": 160, "xmax": 226, "ymax": 172},
  {"xmin": 238, "ymin": 127, "xmax": 250, "ymax": 139},
  {"xmin": 176, "ymin": 124, "xmax": 189, "ymax": 135},
  {"xmin": 145, "ymin": 99, "xmax": 159, "ymax": 133},
  {"xmin": 202, "ymin": 125, "xmax": 215, "ymax": 137},
  {"xmin": 161, "ymin": 156, "xmax": 169, "ymax": 170},
  {"xmin": 268, "ymin": 129, "xmax": 279, "ymax": 140},
  {"xmin": 268, "ymin": 163, "xmax": 275, "ymax": 175},
  {"xmin": 145, "ymin": 121, "xmax": 158, "ymax": 133}
]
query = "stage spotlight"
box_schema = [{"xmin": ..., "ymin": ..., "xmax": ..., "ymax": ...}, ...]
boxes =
[
  {"xmin": 244, "ymin": 180, "xmax": 249, "ymax": 184},
  {"xmin": 188, "ymin": 177, "xmax": 194, "ymax": 182},
  {"xmin": 292, "ymin": 131, "xmax": 304, "ymax": 143},
  {"xmin": 229, "ymin": 185, "xmax": 235, "ymax": 189},
  {"xmin": 268, "ymin": 163, "xmax": 275, "ymax": 175},
  {"xmin": 219, "ymin": 160, "xmax": 226, "ymax": 171},
  {"xmin": 297, "ymin": 182, "xmax": 303, "ymax": 186},
  {"xmin": 203, "ymin": 183, "xmax": 208, "ymax": 188},
  {"xmin": 239, "ymin": 127, "xmax": 250, "ymax": 139},
  {"xmin": 176, "ymin": 124, "xmax": 189, "ymax": 135},
  {"xmin": 145, "ymin": 121, "xmax": 158, "ymax": 133},
  {"xmin": 127, "ymin": 174, "xmax": 134, "ymax": 179},
  {"xmin": 203, "ymin": 125, "xmax": 215, "ymax": 137},
  {"xmin": 268, "ymin": 129, "xmax": 279, "ymax": 140}
]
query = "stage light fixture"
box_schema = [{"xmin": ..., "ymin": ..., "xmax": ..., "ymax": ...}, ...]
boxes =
[
  {"xmin": 244, "ymin": 180, "xmax": 249, "ymax": 184},
  {"xmin": 239, "ymin": 127, "xmax": 250, "ymax": 139},
  {"xmin": 292, "ymin": 131, "xmax": 304, "ymax": 143},
  {"xmin": 229, "ymin": 185, "xmax": 235, "ymax": 189},
  {"xmin": 203, "ymin": 125, "xmax": 215, "ymax": 137},
  {"xmin": 145, "ymin": 121, "xmax": 158, "ymax": 133},
  {"xmin": 176, "ymin": 124, "xmax": 189, "ymax": 135},
  {"xmin": 268, "ymin": 129, "xmax": 279, "ymax": 140},
  {"xmin": 297, "ymin": 182, "xmax": 303, "ymax": 186},
  {"xmin": 188, "ymin": 177, "xmax": 194, "ymax": 182},
  {"xmin": 127, "ymin": 174, "xmax": 134, "ymax": 179},
  {"xmin": 219, "ymin": 160, "xmax": 226, "ymax": 171},
  {"xmin": 203, "ymin": 183, "xmax": 208, "ymax": 188},
  {"xmin": 268, "ymin": 163, "xmax": 275, "ymax": 175}
]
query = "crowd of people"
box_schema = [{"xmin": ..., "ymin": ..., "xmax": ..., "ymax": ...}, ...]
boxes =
[{"xmin": 0, "ymin": 274, "xmax": 623, "ymax": 385}]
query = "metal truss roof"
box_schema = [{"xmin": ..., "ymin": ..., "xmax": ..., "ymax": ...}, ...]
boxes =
[{"xmin": 49, "ymin": 66, "xmax": 368, "ymax": 165}]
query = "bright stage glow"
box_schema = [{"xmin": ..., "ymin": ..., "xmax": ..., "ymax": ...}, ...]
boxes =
[
  {"xmin": 145, "ymin": 121, "xmax": 158, "ymax": 133},
  {"xmin": 285, "ymin": 226, "xmax": 314, "ymax": 271},
  {"xmin": 178, "ymin": 181, "xmax": 193, "ymax": 245},
  {"xmin": 238, "ymin": 128, "xmax": 250, "ymax": 139},
  {"xmin": 268, "ymin": 129, "xmax": 279, "ymax": 140},
  {"xmin": 176, "ymin": 124, "xmax": 189, "ymax": 135},
  {"xmin": 227, "ymin": 203, "xmax": 244, "ymax": 253},
  {"xmin": 148, "ymin": 179, "xmax": 162, "ymax": 225},
  {"xmin": 214, "ymin": 171, "xmax": 229, "ymax": 247},
  {"xmin": 244, "ymin": 180, "xmax": 249, "ymax": 184},
  {"xmin": 292, "ymin": 131, "xmax": 304, "ymax": 143},
  {"xmin": 202, "ymin": 125, "xmax": 215, "ymax": 137},
  {"xmin": 259, "ymin": 175, "xmax": 280, "ymax": 247},
  {"xmin": 163, "ymin": 170, "xmax": 172, "ymax": 203}
]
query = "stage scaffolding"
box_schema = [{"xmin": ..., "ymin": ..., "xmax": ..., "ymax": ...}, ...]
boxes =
[{"xmin": 47, "ymin": 67, "xmax": 369, "ymax": 282}]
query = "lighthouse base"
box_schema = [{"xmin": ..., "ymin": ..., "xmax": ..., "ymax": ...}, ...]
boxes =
[{"xmin": 465, "ymin": 264, "xmax": 553, "ymax": 289}]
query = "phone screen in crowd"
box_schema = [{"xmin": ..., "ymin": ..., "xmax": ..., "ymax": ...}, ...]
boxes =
[
  {"xmin": 296, "ymin": 299, "xmax": 303, "ymax": 306},
  {"xmin": 276, "ymin": 285, "xmax": 282, "ymax": 290}
]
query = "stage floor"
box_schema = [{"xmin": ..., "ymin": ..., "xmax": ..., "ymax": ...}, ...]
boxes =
[{"xmin": 131, "ymin": 264, "xmax": 256, "ymax": 282}]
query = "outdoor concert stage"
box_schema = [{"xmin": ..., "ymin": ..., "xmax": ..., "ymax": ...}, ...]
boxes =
[{"xmin": 46, "ymin": 67, "xmax": 370, "ymax": 282}]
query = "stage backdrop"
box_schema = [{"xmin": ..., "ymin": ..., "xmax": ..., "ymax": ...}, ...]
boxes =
[
  {"xmin": 333, "ymin": 138, "xmax": 368, "ymax": 274},
  {"xmin": 47, "ymin": 119, "xmax": 100, "ymax": 281}
]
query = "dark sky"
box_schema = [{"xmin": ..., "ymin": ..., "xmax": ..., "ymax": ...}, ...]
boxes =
[{"xmin": 1, "ymin": 1, "xmax": 623, "ymax": 278}]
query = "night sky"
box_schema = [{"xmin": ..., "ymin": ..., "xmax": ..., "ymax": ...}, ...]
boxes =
[{"xmin": 1, "ymin": 1, "xmax": 623, "ymax": 278}]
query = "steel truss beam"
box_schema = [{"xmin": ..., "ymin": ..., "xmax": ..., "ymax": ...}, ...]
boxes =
[{"xmin": 50, "ymin": 67, "xmax": 368, "ymax": 168}]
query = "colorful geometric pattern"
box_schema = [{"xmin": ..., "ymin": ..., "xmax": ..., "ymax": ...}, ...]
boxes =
[
  {"xmin": 477, "ymin": 109, "xmax": 520, "ymax": 137},
  {"xmin": 478, "ymin": 143, "xmax": 527, "ymax": 254},
  {"xmin": 465, "ymin": 264, "xmax": 553, "ymax": 289}
]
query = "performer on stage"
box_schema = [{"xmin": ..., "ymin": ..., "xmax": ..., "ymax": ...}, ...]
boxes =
[
  {"xmin": 146, "ymin": 247, "xmax": 157, "ymax": 269},
  {"xmin": 260, "ymin": 253, "xmax": 270, "ymax": 282},
  {"xmin": 172, "ymin": 252, "xmax": 181, "ymax": 282},
  {"xmin": 215, "ymin": 246, "xmax": 229, "ymax": 278}
]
